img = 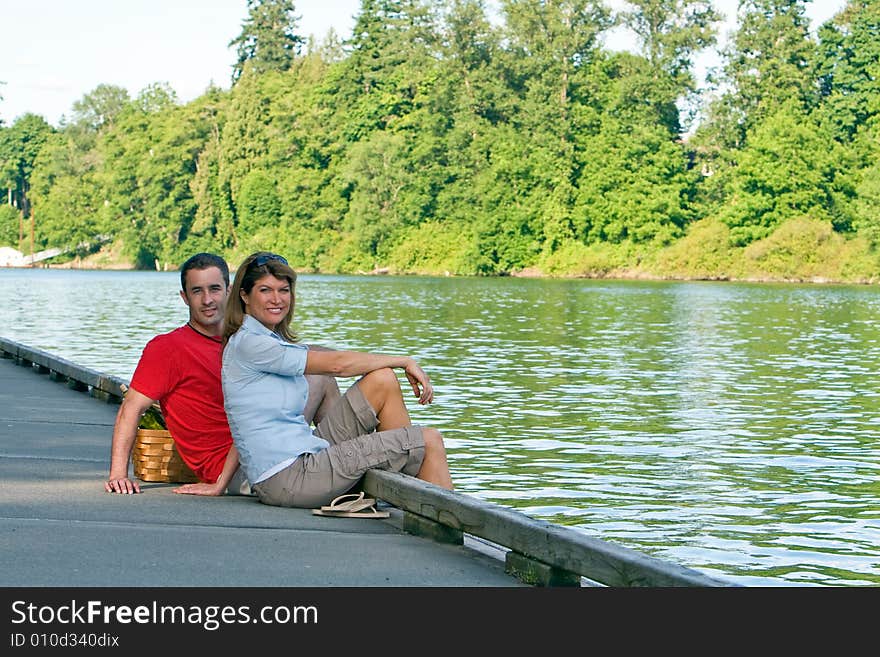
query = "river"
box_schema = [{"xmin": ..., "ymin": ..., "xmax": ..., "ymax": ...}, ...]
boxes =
[{"xmin": 1, "ymin": 268, "xmax": 878, "ymax": 586}]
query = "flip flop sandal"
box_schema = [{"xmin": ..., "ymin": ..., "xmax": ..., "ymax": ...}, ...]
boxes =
[
  {"xmin": 312, "ymin": 492, "xmax": 390, "ymax": 518},
  {"xmin": 315, "ymin": 492, "xmax": 376, "ymax": 513}
]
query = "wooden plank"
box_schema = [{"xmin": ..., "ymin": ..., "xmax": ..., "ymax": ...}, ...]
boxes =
[
  {"xmin": 0, "ymin": 337, "xmax": 127, "ymax": 400},
  {"xmin": 0, "ymin": 337, "xmax": 21, "ymax": 358},
  {"xmin": 403, "ymin": 511, "xmax": 463, "ymax": 544},
  {"xmin": 505, "ymin": 551, "xmax": 582, "ymax": 587},
  {"xmin": 364, "ymin": 469, "xmax": 729, "ymax": 587}
]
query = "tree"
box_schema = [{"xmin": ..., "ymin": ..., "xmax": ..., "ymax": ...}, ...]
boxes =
[
  {"xmin": 102, "ymin": 96, "xmax": 215, "ymax": 266},
  {"xmin": 70, "ymin": 84, "xmax": 131, "ymax": 133},
  {"xmin": 814, "ymin": 0, "xmax": 880, "ymax": 142},
  {"xmin": 0, "ymin": 204, "xmax": 18, "ymax": 247},
  {"xmin": 716, "ymin": 103, "xmax": 852, "ymax": 245},
  {"xmin": 574, "ymin": 115, "xmax": 697, "ymax": 245},
  {"xmin": 690, "ymin": 0, "xmax": 818, "ymax": 219},
  {"xmin": 491, "ymin": 1, "xmax": 611, "ymax": 259},
  {"xmin": 616, "ymin": 0, "xmax": 721, "ymax": 133},
  {"xmin": 323, "ymin": 0, "xmax": 439, "ymax": 140},
  {"xmin": 0, "ymin": 114, "xmax": 54, "ymax": 216},
  {"xmin": 189, "ymin": 89, "xmax": 236, "ymax": 252},
  {"xmin": 28, "ymin": 130, "xmax": 105, "ymax": 255},
  {"xmin": 719, "ymin": 0, "xmax": 817, "ymax": 144},
  {"xmin": 230, "ymin": 0, "xmax": 305, "ymax": 82},
  {"xmin": 18, "ymin": 0, "xmax": 880, "ymax": 278},
  {"xmin": 619, "ymin": 0, "xmax": 719, "ymax": 79},
  {"xmin": 501, "ymin": 0, "xmax": 610, "ymax": 139},
  {"xmin": 136, "ymin": 82, "xmax": 179, "ymax": 114},
  {"xmin": 419, "ymin": 0, "xmax": 504, "ymax": 270},
  {"xmin": 236, "ymin": 168, "xmax": 282, "ymax": 237}
]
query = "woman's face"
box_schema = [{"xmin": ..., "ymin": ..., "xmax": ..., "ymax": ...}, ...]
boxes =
[{"xmin": 240, "ymin": 274, "xmax": 291, "ymax": 330}]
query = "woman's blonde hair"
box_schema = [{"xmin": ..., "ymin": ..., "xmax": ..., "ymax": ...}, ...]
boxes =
[{"xmin": 223, "ymin": 252, "xmax": 298, "ymax": 344}]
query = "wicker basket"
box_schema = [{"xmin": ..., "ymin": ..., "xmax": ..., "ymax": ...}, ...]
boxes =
[{"xmin": 132, "ymin": 428, "xmax": 198, "ymax": 483}]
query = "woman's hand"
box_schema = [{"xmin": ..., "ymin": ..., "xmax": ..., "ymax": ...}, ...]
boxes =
[
  {"xmin": 404, "ymin": 358, "xmax": 434, "ymax": 405},
  {"xmin": 173, "ymin": 482, "xmax": 225, "ymax": 496}
]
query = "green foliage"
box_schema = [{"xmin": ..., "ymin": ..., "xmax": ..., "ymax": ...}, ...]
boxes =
[
  {"xmin": 0, "ymin": 113, "xmax": 55, "ymax": 216},
  {"xmin": 535, "ymin": 239, "xmax": 644, "ymax": 277},
  {"xmin": 12, "ymin": 0, "xmax": 880, "ymax": 283},
  {"xmin": 815, "ymin": 0, "xmax": 880, "ymax": 142},
  {"xmin": 70, "ymin": 84, "xmax": 131, "ymax": 133},
  {"xmin": 230, "ymin": 0, "xmax": 304, "ymax": 83},
  {"xmin": 618, "ymin": 1, "xmax": 720, "ymax": 80},
  {"xmin": 650, "ymin": 215, "xmax": 880, "ymax": 282},
  {"xmin": 136, "ymin": 83, "xmax": 178, "ymax": 113},
  {"xmin": 0, "ymin": 205, "xmax": 20, "ymax": 247},
  {"xmin": 849, "ymin": 145, "xmax": 880, "ymax": 246},
  {"xmin": 236, "ymin": 169, "xmax": 282, "ymax": 237},
  {"xmin": 709, "ymin": 0, "xmax": 817, "ymax": 149},
  {"xmin": 715, "ymin": 103, "xmax": 853, "ymax": 246},
  {"xmin": 28, "ymin": 130, "xmax": 104, "ymax": 255},
  {"xmin": 386, "ymin": 220, "xmax": 478, "ymax": 274},
  {"xmin": 650, "ymin": 217, "xmax": 737, "ymax": 279},
  {"xmin": 742, "ymin": 216, "xmax": 863, "ymax": 281},
  {"xmin": 574, "ymin": 116, "xmax": 696, "ymax": 245},
  {"xmin": 617, "ymin": 0, "xmax": 721, "ymax": 132}
]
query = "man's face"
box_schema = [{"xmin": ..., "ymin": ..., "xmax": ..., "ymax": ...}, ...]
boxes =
[{"xmin": 180, "ymin": 266, "xmax": 228, "ymax": 336}]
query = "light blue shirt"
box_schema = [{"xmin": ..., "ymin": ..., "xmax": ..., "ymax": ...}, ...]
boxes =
[{"xmin": 222, "ymin": 314, "xmax": 329, "ymax": 484}]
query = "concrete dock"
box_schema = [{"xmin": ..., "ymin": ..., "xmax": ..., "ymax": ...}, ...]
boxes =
[
  {"xmin": 0, "ymin": 337, "xmax": 729, "ymax": 588},
  {"xmin": 0, "ymin": 355, "xmax": 522, "ymax": 587}
]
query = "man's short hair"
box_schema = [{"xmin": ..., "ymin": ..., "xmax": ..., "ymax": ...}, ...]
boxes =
[{"xmin": 180, "ymin": 253, "xmax": 230, "ymax": 291}]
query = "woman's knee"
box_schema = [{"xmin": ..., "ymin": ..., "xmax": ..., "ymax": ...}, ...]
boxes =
[
  {"xmin": 360, "ymin": 367, "xmax": 400, "ymax": 395},
  {"xmin": 422, "ymin": 427, "xmax": 446, "ymax": 453}
]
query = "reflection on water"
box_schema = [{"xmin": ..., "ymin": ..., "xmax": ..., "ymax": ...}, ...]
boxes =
[{"xmin": 2, "ymin": 268, "xmax": 879, "ymax": 586}]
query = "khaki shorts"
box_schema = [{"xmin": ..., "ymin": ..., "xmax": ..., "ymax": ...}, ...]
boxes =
[{"xmin": 252, "ymin": 382, "xmax": 425, "ymax": 508}]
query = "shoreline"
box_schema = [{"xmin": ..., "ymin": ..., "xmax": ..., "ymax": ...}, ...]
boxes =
[{"xmin": 1, "ymin": 260, "xmax": 872, "ymax": 286}]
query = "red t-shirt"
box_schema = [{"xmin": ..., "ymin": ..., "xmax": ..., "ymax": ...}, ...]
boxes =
[{"xmin": 130, "ymin": 325, "xmax": 231, "ymax": 483}]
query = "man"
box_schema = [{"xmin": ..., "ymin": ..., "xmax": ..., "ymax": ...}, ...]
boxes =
[{"xmin": 104, "ymin": 252, "xmax": 340, "ymax": 495}]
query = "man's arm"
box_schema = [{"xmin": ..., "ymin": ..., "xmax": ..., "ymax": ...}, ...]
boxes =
[
  {"xmin": 105, "ymin": 387, "xmax": 156, "ymax": 494},
  {"xmin": 173, "ymin": 444, "xmax": 240, "ymax": 497}
]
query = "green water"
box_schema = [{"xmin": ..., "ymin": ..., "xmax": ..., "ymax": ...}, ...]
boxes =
[{"xmin": 2, "ymin": 268, "xmax": 879, "ymax": 586}]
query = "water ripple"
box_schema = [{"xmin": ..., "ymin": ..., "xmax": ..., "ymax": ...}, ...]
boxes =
[{"xmin": 2, "ymin": 270, "xmax": 879, "ymax": 585}]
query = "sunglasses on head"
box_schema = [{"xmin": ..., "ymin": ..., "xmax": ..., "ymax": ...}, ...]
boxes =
[{"xmin": 253, "ymin": 253, "xmax": 288, "ymax": 267}]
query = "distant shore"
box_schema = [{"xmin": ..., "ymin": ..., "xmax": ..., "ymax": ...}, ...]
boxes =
[{"xmin": 3, "ymin": 260, "xmax": 865, "ymax": 286}]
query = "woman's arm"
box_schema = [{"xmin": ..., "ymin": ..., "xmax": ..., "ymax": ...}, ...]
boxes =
[
  {"xmin": 173, "ymin": 444, "xmax": 241, "ymax": 496},
  {"xmin": 305, "ymin": 350, "xmax": 434, "ymax": 405}
]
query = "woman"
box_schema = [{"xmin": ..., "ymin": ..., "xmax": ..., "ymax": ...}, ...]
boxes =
[{"xmin": 221, "ymin": 252, "xmax": 453, "ymax": 510}]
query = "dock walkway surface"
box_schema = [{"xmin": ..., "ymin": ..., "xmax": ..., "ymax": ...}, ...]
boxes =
[
  {"xmin": 0, "ymin": 355, "xmax": 519, "ymax": 587},
  {"xmin": 0, "ymin": 338, "xmax": 729, "ymax": 587}
]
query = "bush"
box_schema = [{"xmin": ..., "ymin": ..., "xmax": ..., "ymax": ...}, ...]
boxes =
[
  {"xmin": 650, "ymin": 217, "xmax": 736, "ymax": 280},
  {"xmin": 386, "ymin": 221, "xmax": 478, "ymax": 275},
  {"xmin": 742, "ymin": 216, "xmax": 877, "ymax": 282},
  {"xmin": 536, "ymin": 239, "xmax": 644, "ymax": 277},
  {"xmin": 0, "ymin": 205, "xmax": 22, "ymax": 247}
]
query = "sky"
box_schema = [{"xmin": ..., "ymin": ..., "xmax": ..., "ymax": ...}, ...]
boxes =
[{"xmin": 0, "ymin": 0, "xmax": 848, "ymax": 127}]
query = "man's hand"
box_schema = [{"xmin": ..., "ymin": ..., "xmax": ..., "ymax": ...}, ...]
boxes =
[
  {"xmin": 173, "ymin": 482, "xmax": 225, "ymax": 496},
  {"xmin": 105, "ymin": 477, "xmax": 141, "ymax": 494}
]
